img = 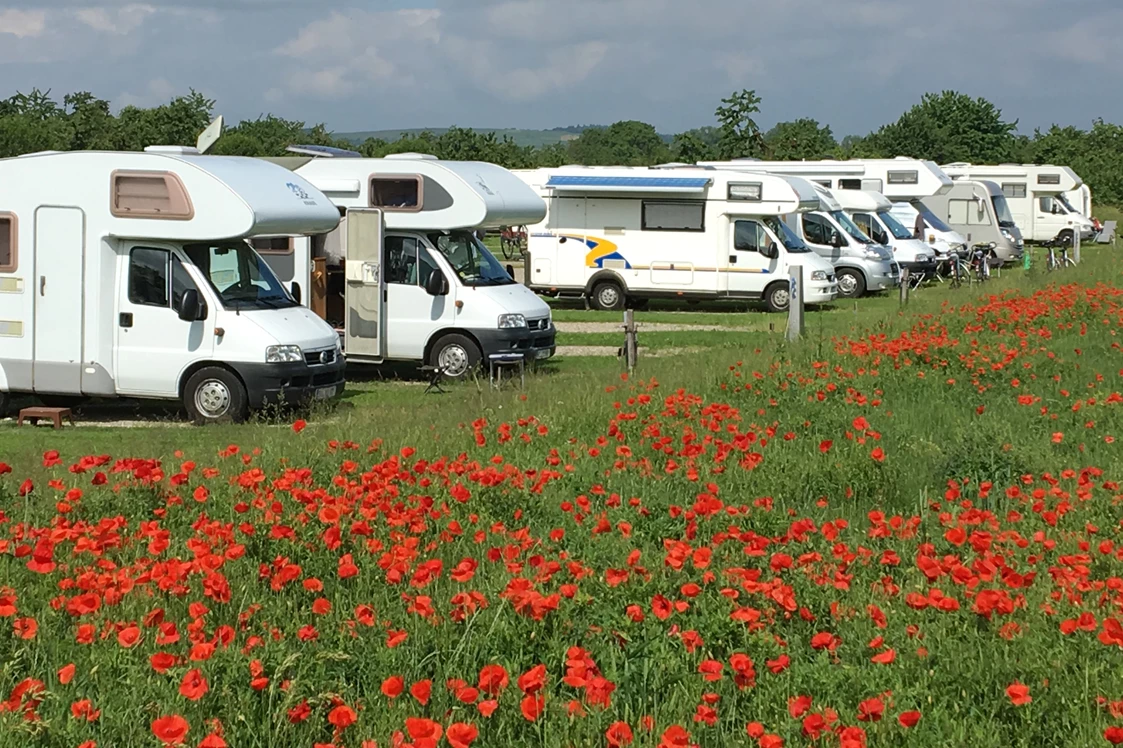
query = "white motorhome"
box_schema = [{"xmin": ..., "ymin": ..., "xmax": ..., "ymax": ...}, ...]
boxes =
[
  {"xmin": 921, "ymin": 180, "xmax": 1024, "ymax": 263},
  {"xmin": 256, "ymin": 150, "xmax": 554, "ymax": 378},
  {"xmin": 831, "ymin": 189, "xmax": 937, "ymax": 275},
  {"xmin": 941, "ymin": 163, "xmax": 1094, "ymax": 242},
  {"xmin": 514, "ymin": 166, "xmax": 838, "ymax": 312},
  {"xmin": 699, "ymin": 157, "xmax": 967, "ymax": 261},
  {"xmin": 0, "ymin": 148, "xmax": 344, "ymax": 423},
  {"xmin": 1067, "ymin": 183, "xmax": 1092, "ymax": 220}
]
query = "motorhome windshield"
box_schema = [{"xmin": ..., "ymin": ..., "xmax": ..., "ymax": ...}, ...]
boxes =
[
  {"xmin": 991, "ymin": 195, "xmax": 1016, "ymax": 227},
  {"xmin": 831, "ymin": 210, "xmax": 874, "ymax": 244},
  {"xmin": 426, "ymin": 230, "xmax": 514, "ymax": 287},
  {"xmin": 762, "ymin": 215, "xmax": 811, "ymax": 253},
  {"xmin": 878, "ymin": 210, "xmax": 914, "ymax": 240},
  {"xmin": 913, "ymin": 203, "xmax": 954, "ymax": 232},
  {"xmin": 1056, "ymin": 194, "xmax": 1078, "ymax": 214},
  {"xmin": 184, "ymin": 241, "xmax": 297, "ymax": 310}
]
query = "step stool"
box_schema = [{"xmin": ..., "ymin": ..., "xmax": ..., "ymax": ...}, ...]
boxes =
[{"xmin": 18, "ymin": 407, "xmax": 74, "ymax": 429}]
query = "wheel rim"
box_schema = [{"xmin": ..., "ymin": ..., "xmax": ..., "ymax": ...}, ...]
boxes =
[
  {"xmin": 598, "ymin": 286, "xmax": 621, "ymax": 308},
  {"xmin": 439, "ymin": 344, "xmax": 471, "ymax": 377},
  {"xmin": 838, "ymin": 273, "xmax": 858, "ymax": 296},
  {"xmin": 195, "ymin": 379, "xmax": 231, "ymax": 418},
  {"xmin": 772, "ymin": 287, "xmax": 790, "ymax": 309}
]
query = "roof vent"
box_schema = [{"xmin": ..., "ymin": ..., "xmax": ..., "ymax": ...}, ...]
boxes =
[{"xmin": 383, "ymin": 152, "xmax": 438, "ymax": 160}]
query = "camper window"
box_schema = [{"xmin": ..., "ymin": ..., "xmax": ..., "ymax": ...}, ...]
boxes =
[
  {"xmin": 129, "ymin": 248, "xmax": 171, "ymax": 307},
  {"xmin": 1037, "ymin": 174, "xmax": 1062, "ymax": 186},
  {"xmin": 184, "ymin": 242, "xmax": 296, "ymax": 310},
  {"xmin": 370, "ymin": 176, "xmax": 423, "ymax": 212},
  {"xmin": 838, "ymin": 179, "xmax": 862, "ymax": 190},
  {"xmin": 887, "ymin": 171, "xmax": 919, "ymax": 185},
  {"xmin": 111, "ymin": 171, "xmax": 194, "ymax": 220},
  {"xmin": 641, "ymin": 201, "xmax": 704, "ymax": 232},
  {"xmin": 801, "ymin": 214, "xmax": 833, "ymax": 245},
  {"xmin": 1039, "ymin": 196, "xmax": 1058, "ymax": 214},
  {"xmin": 853, "ymin": 213, "xmax": 888, "ymax": 245},
  {"xmin": 385, "ymin": 237, "xmax": 420, "ymax": 285},
  {"xmin": 733, "ymin": 220, "xmax": 767, "ymax": 252},
  {"xmin": 249, "ymin": 237, "xmax": 294, "ymax": 255},
  {"xmin": 1002, "ymin": 183, "xmax": 1027, "ymax": 199},
  {"xmin": 0, "ymin": 213, "xmax": 16, "ymax": 272}
]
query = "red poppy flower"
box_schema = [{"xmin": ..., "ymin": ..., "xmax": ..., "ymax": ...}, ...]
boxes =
[
  {"xmin": 405, "ymin": 717, "xmax": 442, "ymax": 748},
  {"xmin": 478, "ymin": 664, "xmax": 509, "ymax": 695},
  {"xmin": 606, "ymin": 721, "xmax": 635, "ymax": 747},
  {"xmin": 151, "ymin": 714, "xmax": 189, "ymax": 746},
  {"xmin": 520, "ymin": 693, "xmax": 545, "ymax": 721},
  {"xmin": 58, "ymin": 663, "xmax": 76, "ymax": 685},
  {"xmin": 410, "ymin": 679, "xmax": 432, "ymax": 706},
  {"xmin": 1006, "ymin": 682, "xmax": 1031, "ymax": 706},
  {"xmin": 898, "ymin": 710, "xmax": 922, "ymax": 728},
  {"xmin": 446, "ymin": 722, "xmax": 479, "ymax": 748},
  {"xmin": 179, "ymin": 669, "xmax": 209, "ymax": 701},
  {"xmin": 381, "ymin": 675, "xmax": 404, "ymax": 698},
  {"xmin": 328, "ymin": 704, "xmax": 356, "ymax": 729}
]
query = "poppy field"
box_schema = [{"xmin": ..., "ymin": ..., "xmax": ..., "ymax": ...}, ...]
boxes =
[{"xmin": 4, "ymin": 258, "xmax": 1123, "ymax": 747}]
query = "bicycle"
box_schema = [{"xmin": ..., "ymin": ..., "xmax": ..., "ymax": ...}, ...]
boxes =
[
  {"xmin": 939, "ymin": 246, "xmax": 973, "ymax": 288},
  {"xmin": 967, "ymin": 242, "xmax": 997, "ymax": 283},
  {"xmin": 1042, "ymin": 236, "xmax": 1077, "ymax": 271},
  {"xmin": 498, "ymin": 225, "xmax": 528, "ymax": 261}
]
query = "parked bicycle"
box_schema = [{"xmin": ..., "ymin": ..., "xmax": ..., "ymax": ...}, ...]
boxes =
[
  {"xmin": 937, "ymin": 245, "xmax": 973, "ymax": 288},
  {"xmin": 1042, "ymin": 235, "xmax": 1077, "ymax": 271},
  {"xmin": 968, "ymin": 242, "xmax": 998, "ymax": 283},
  {"xmin": 499, "ymin": 225, "xmax": 528, "ymax": 260}
]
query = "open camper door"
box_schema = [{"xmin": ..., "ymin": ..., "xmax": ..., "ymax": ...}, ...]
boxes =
[{"xmin": 344, "ymin": 208, "xmax": 384, "ymax": 360}]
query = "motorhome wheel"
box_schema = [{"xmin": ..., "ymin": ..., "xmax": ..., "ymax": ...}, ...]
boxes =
[
  {"xmin": 836, "ymin": 269, "xmax": 866, "ymax": 298},
  {"xmin": 764, "ymin": 282, "xmax": 790, "ymax": 313},
  {"xmin": 592, "ymin": 281, "xmax": 625, "ymax": 311},
  {"xmin": 184, "ymin": 367, "xmax": 248, "ymax": 425},
  {"xmin": 431, "ymin": 334, "xmax": 481, "ymax": 379}
]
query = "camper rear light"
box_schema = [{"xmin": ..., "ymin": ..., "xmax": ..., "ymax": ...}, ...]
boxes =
[
  {"xmin": 498, "ymin": 314, "xmax": 528, "ymax": 329},
  {"xmin": 266, "ymin": 344, "xmax": 303, "ymax": 363}
]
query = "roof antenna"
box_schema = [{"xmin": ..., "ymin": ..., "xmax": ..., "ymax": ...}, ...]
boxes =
[{"xmin": 197, "ymin": 115, "xmax": 224, "ymax": 154}]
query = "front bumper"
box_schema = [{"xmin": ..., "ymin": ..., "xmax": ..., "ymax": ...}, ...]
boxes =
[
  {"xmin": 897, "ymin": 258, "xmax": 938, "ymax": 274},
  {"xmin": 475, "ymin": 324, "xmax": 557, "ymax": 363},
  {"xmin": 229, "ymin": 357, "xmax": 346, "ymax": 409},
  {"xmin": 805, "ymin": 282, "xmax": 838, "ymax": 303},
  {"xmin": 867, "ymin": 262, "xmax": 900, "ymax": 291}
]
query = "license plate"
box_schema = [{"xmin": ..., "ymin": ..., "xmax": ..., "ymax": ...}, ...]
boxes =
[
  {"xmin": 314, "ymin": 385, "xmax": 338, "ymax": 400},
  {"xmin": 534, "ymin": 349, "xmax": 552, "ymax": 360}
]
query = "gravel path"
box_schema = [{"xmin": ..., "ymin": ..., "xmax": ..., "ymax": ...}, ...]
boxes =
[{"xmin": 555, "ymin": 321, "xmax": 759, "ymax": 334}]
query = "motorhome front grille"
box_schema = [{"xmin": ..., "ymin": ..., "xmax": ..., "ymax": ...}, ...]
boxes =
[{"xmin": 305, "ymin": 349, "xmax": 337, "ymax": 366}]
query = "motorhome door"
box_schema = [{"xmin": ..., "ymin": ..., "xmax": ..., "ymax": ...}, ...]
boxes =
[
  {"xmin": 344, "ymin": 208, "xmax": 384, "ymax": 360},
  {"xmin": 33, "ymin": 207, "xmax": 85, "ymax": 394}
]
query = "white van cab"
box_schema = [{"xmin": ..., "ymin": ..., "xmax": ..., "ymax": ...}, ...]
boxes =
[
  {"xmin": 0, "ymin": 146, "xmax": 344, "ymax": 423},
  {"xmin": 834, "ymin": 189, "xmax": 936, "ymax": 275},
  {"xmin": 515, "ymin": 166, "xmax": 838, "ymax": 312},
  {"xmin": 257, "ymin": 149, "xmax": 554, "ymax": 378}
]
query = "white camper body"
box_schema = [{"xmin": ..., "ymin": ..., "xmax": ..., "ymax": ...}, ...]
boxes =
[
  {"xmin": 829, "ymin": 189, "xmax": 937, "ymax": 275},
  {"xmin": 0, "ymin": 149, "xmax": 344, "ymax": 423},
  {"xmin": 692, "ymin": 162, "xmax": 901, "ymax": 297},
  {"xmin": 1067, "ymin": 183, "xmax": 1092, "ymax": 220},
  {"xmin": 255, "ymin": 153, "xmax": 554, "ymax": 378},
  {"xmin": 699, "ymin": 157, "xmax": 966, "ymax": 260},
  {"xmin": 514, "ymin": 166, "xmax": 838, "ymax": 313},
  {"xmin": 941, "ymin": 163, "xmax": 1094, "ymax": 242},
  {"xmin": 920, "ymin": 180, "xmax": 1024, "ymax": 263}
]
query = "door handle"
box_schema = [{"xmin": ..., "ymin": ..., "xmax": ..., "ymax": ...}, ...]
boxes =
[
  {"xmin": 729, "ymin": 255, "xmax": 737, "ymax": 264},
  {"xmin": 39, "ymin": 277, "xmax": 45, "ymax": 296},
  {"xmin": 119, "ymin": 313, "xmax": 133, "ymax": 328}
]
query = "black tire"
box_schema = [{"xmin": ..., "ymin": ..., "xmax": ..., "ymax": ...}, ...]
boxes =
[
  {"xmin": 1058, "ymin": 230, "xmax": 1074, "ymax": 246},
  {"xmin": 183, "ymin": 367, "xmax": 248, "ymax": 426},
  {"xmin": 764, "ymin": 281, "xmax": 791, "ymax": 313},
  {"xmin": 836, "ymin": 268, "xmax": 866, "ymax": 298},
  {"xmin": 591, "ymin": 280, "xmax": 625, "ymax": 311},
  {"xmin": 430, "ymin": 334, "xmax": 481, "ymax": 379}
]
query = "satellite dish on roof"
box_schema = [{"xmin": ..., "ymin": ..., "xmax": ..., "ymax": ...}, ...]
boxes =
[
  {"xmin": 286, "ymin": 144, "xmax": 362, "ymax": 158},
  {"xmin": 196, "ymin": 115, "xmax": 224, "ymax": 155}
]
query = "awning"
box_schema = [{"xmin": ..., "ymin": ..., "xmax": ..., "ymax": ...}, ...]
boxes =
[{"xmin": 545, "ymin": 175, "xmax": 712, "ymax": 193}]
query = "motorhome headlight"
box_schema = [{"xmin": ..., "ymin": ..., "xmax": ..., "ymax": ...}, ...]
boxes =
[
  {"xmin": 810, "ymin": 270, "xmax": 828, "ymax": 281},
  {"xmin": 266, "ymin": 344, "xmax": 303, "ymax": 363},
  {"xmin": 1000, "ymin": 228, "xmax": 1014, "ymax": 242},
  {"xmin": 498, "ymin": 314, "xmax": 527, "ymax": 329}
]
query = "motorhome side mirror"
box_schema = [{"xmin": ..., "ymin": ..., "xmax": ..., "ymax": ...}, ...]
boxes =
[
  {"xmin": 830, "ymin": 232, "xmax": 845, "ymax": 248},
  {"xmin": 425, "ymin": 269, "xmax": 449, "ymax": 296},
  {"xmin": 762, "ymin": 242, "xmax": 779, "ymax": 259},
  {"xmin": 505, "ymin": 264, "xmax": 515, "ymax": 279},
  {"xmin": 290, "ymin": 282, "xmax": 302, "ymax": 305},
  {"xmin": 177, "ymin": 289, "xmax": 201, "ymax": 322}
]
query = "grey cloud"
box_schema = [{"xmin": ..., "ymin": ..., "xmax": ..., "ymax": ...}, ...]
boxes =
[{"xmin": 0, "ymin": 0, "xmax": 1119, "ymax": 137}]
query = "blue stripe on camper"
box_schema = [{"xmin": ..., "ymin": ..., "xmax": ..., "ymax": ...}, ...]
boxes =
[{"xmin": 545, "ymin": 176, "xmax": 711, "ymax": 190}]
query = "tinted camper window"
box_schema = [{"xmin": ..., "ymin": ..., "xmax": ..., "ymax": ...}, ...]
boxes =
[
  {"xmin": 1002, "ymin": 183, "xmax": 1027, "ymax": 199},
  {"xmin": 249, "ymin": 237, "xmax": 293, "ymax": 254},
  {"xmin": 641, "ymin": 201, "xmax": 704, "ymax": 232},
  {"xmin": 370, "ymin": 176, "xmax": 423, "ymax": 211},
  {"xmin": 733, "ymin": 220, "xmax": 768, "ymax": 252},
  {"xmin": 838, "ymin": 179, "xmax": 861, "ymax": 190},
  {"xmin": 129, "ymin": 247, "xmax": 170, "ymax": 307},
  {"xmin": 0, "ymin": 214, "xmax": 15, "ymax": 272}
]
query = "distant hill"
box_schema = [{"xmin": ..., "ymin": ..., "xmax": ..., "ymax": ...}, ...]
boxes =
[{"xmin": 334, "ymin": 126, "xmax": 673, "ymax": 149}]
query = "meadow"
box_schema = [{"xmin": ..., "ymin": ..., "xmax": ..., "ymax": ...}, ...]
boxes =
[{"xmin": 1, "ymin": 241, "xmax": 1123, "ymax": 748}]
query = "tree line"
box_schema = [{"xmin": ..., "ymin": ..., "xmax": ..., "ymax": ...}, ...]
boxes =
[{"xmin": 2, "ymin": 87, "xmax": 1120, "ymax": 205}]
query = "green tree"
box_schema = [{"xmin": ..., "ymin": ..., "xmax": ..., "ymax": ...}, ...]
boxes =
[
  {"xmin": 63, "ymin": 92, "xmax": 117, "ymax": 150},
  {"xmin": 671, "ymin": 132, "xmax": 715, "ymax": 164},
  {"xmin": 1030, "ymin": 120, "xmax": 1123, "ymax": 205},
  {"xmin": 764, "ymin": 118, "xmax": 837, "ymax": 160},
  {"xmin": 715, "ymin": 89, "xmax": 764, "ymax": 160},
  {"xmin": 862, "ymin": 90, "xmax": 1017, "ymax": 164},
  {"xmin": 114, "ymin": 90, "xmax": 214, "ymax": 150},
  {"xmin": 567, "ymin": 120, "xmax": 670, "ymax": 166}
]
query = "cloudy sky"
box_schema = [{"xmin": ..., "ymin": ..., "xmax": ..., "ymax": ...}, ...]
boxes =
[{"xmin": 1, "ymin": 0, "xmax": 1119, "ymax": 137}]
